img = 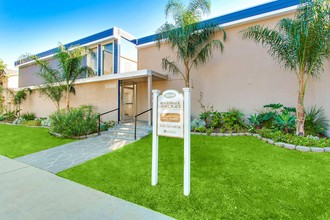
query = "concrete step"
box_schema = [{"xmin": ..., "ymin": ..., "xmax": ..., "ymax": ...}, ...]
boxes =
[
  {"xmin": 106, "ymin": 129, "xmax": 151, "ymax": 135},
  {"xmin": 101, "ymin": 121, "xmax": 152, "ymax": 141},
  {"xmin": 115, "ymin": 124, "xmax": 152, "ymax": 131}
]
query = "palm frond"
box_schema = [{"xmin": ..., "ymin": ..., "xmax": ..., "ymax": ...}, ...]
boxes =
[
  {"xmin": 162, "ymin": 58, "xmax": 186, "ymax": 81},
  {"xmin": 191, "ymin": 40, "xmax": 224, "ymax": 68},
  {"xmin": 187, "ymin": 0, "xmax": 211, "ymax": 19},
  {"xmin": 241, "ymin": 25, "xmax": 297, "ymax": 71}
]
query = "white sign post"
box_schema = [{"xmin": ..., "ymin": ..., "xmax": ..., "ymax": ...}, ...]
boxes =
[
  {"xmin": 151, "ymin": 88, "xmax": 191, "ymax": 196},
  {"xmin": 183, "ymin": 88, "xmax": 191, "ymax": 196},
  {"xmin": 152, "ymin": 89, "xmax": 160, "ymax": 186}
]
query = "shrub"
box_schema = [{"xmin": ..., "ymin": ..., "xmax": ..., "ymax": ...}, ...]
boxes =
[
  {"xmin": 13, "ymin": 118, "xmax": 25, "ymax": 125},
  {"xmin": 273, "ymin": 111, "xmax": 296, "ymax": 133},
  {"xmin": 41, "ymin": 118, "xmax": 51, "ymax": 127},
  {"xmin": 50, "ymin": 105, "xmax": 98, "ymax": 138},
  {"xmin": 191, "ymin": 118, "xmax": 206, "ymax": 131},
  {"xmin": 21, "ymin": 112, "xmax": 36, "ymax": 121},
  {"xmin": 257, "ymin": 128, "xmax": 330, "ymax": 147},
  {"xmin": 20, "ymin": 120, "xmax": 42, "ymax": 127},
  {"xmin": 194, "ymin": 126, "xmax": 206, "ymax": 133},
  {"xmin": 100, "ymin": 121, "xmax": 116, "ymax": 131},
  {"xmin": 304, "ymin": 106, "xmax": 329, "ymax": 136},
  {"xmin": 249, "ymin": 103, "xmax": 296, "ymax": 131},
  {"xmin": 2, "ymin": 110, "xmax": 17, "ymax": 122},
  {"xmin": 222, "ymin": 108, "xmax": 247, "ymax": 132}
]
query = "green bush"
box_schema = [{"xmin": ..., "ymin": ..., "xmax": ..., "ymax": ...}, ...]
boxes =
[
  {"xmin": 257, "ymin": 128, "xmax": 330, "ymax": 147},
  {"xmin": 100, "ymin": 121, "xmax": 116, "ymax": 131},
  {"xmin": 21, "ymin": 112, "xmax": 36, "ymax": 121},
  {"xmin": 2, "ymin": 110, "xmax": 17, "ymax": 122},
  {"xmin": 273, "ymin": 111, "xmax": 296, "ymax": 133},
  {"xmin": 50, "ymin": 105, "xmax": 98, "ymax": 138},
  {"xmin": 191, "ymin": 118, "xmax": 206, "ymax": 131},
  {"xmin": 249, "ymin": 103, "xmax": 296, "ymax": 132},
  {"xmin": 304, "ymin": 106, "xmax": 329, "ymax": 136},
  {"xmin": 20, "ymin": 120, "xmax": 42, "ymax": 127}
]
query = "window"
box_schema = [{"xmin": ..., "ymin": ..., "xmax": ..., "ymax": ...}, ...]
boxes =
[
  {"xmin": 103, "ymin": 43, "xmax": 113, "ymax": 75},
  {"xmin": 88, "ymin": 47, "xmax": 98, "ymax": 75}
]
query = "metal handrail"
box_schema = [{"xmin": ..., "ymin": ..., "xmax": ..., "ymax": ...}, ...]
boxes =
[
  {"xmin": 134, "ymin": 108, "xmax": 152, "ymax": 140},
  {"xmin": 98, "ymin": 108, "xmax": 119, "ymax": 135}
]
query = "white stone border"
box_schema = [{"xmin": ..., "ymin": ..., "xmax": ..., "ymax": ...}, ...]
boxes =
[{"xmin": 191, "ymin": 132, "xmax": 330, "ymax": 153}]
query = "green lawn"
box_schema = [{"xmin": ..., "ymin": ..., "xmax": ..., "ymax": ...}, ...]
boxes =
[
  {"xmin": 58, "ymin": 135, "xmax": 330, "ymax": 220},
  {"xmin": 0, "ymin": 124, "xmax": 74, "ymax": 158}
]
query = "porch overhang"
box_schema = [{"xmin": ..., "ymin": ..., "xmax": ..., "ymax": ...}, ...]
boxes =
[{"xmin": 74, "ymin": 69, "xmax": 167, "ymax": 85}]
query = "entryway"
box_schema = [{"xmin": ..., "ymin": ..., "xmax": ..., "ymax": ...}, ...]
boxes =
[{"xmin": 120, "ymin": 81, "xmax": 136, "ymax": 122}]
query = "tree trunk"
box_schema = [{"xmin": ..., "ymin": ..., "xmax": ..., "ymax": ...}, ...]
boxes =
[
  {"xmin": 185, "ymin": 61, "xmax": 190, "ymax": 88},
  {"xmin": 65, "ymin": 86, "xmax": 70, "ymax": 112},
  {"xmin": 296, "ymin": 76, "xmax": 306, "ymax": 136}
]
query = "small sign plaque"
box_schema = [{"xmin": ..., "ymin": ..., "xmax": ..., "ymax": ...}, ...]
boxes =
[{"xmin": 157, "ymin": 90, "xmax": 184, "ymax": 138}]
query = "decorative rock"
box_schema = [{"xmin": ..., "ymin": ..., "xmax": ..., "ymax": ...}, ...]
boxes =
[
  {"xmin": 296, "ymin": 146, "xmax": 311, "ymax": 152},
  {"xmin": 224, "ymin": 133, "xmax": 231, "ymax": 137},
  {"xmin": 283, "ymin": 143, "xmax": 296, "ymax": 150},
  {"xmin": 261, "ymin": 138, "xmax": 268, "ymax": 142},
  {"xmin": 245, "ymin": 133, "xmax": 252, "ymax": 136},
  {"xmin": 311, "ymin": 147, "xmax": 325, "ymax": 153},
  {"xmin": 237, "ymin": 133, "xmax": 245, "ymax": 136},
  {"xmin": 252, "ymin": 134, "xmax": 259, "ymax": 137},
  {"xmin": 324, "ymin": 147, "xmax": 330, "ymax": 152},
  {"xmin": 274, "ymin": 142, "xmax": 285, "ymax": 147},
  {"xmin": 231, "ymin": 133, "xmax": 238, "ymax": 136},
  {"xmin": 267, "ymin": 139, "xmax": 275, "ymax": 144}
]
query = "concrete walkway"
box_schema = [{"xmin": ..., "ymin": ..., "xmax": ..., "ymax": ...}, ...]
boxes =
[
  {"xmin": 15, "ymin": 134, "xmax": 133, "ymax": 173},
  {"xmin": 0, "ymin": 156, "xmax": 173, "ymax": 220}
]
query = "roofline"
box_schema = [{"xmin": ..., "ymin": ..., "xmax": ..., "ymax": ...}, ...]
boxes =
[
  {"xmin": 136, "ymin": 0, "xmax": 300, "ymax": 46},
  {"xmin": 15, "ymin": 0, "xmax": 299, "ymax": 67},
  {"xmin": 137, "ymin": 5, "xmax": 298, "ymax": 49},
  {"xmin": 15, "ymin": 27, "xmax": 138, "ymax": 67}
]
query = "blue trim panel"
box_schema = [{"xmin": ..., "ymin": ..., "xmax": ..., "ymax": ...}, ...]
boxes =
[
  {"xmin": 113, "ymin": 40, "xmax": 119, "ymax": 74},
  {"xmin": 118, "ymin": 80, "xmax": 121, "ymax": 122},
  {"xmin": 15, "ymin": 28, "xmax": 114, "ymax": 66},
  {"xmin": 137, "ymin": 0, "xmax": 299, "ymax": 45},
  {"xmin": 97, "ymin": 44, "xmax": 101, "ymax": 76}
]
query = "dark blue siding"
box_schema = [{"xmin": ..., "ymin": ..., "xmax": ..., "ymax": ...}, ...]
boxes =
[
  {"xmin": 97, "ymin": 44, "xmax": 101, "ymax": 76},
  {"xmin": 16, "ymin": 28, "xmax": 114, "ymax": 66},
  {"xmin": 113, "ymin": 40, "xmax": 119, "ymax": 74}
]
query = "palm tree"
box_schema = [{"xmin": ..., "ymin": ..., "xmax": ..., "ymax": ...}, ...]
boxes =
[
  {"xmin": 6, "ymin": 88, "xmax": 32, "ymax": 116},
  {"xmin": 33, "ymin": 55, "xmax": 69, "ymax": 111},
  {"xmin": 241, "ymin": 0, "xmax": 330, "ymax": 136},
  {"xmin": 156, "ymin": 0, "xmax": 226, "ymax": 88},
  {"xmin": 33, "ymin": 43, "xmax": 94, "ymax": 111},
  {"xmin": 0, "ymin": 59, "xmax": 6, "ymax": 72}
]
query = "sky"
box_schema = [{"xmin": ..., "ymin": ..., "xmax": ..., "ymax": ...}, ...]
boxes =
[{"xmin": 0, "ymin": 0, "xmax": 272, "ymax": 70}]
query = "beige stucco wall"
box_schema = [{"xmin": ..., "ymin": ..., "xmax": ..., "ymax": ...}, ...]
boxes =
[
  {"xmin": 20, "ymin": 80, "xmax": 119, "ymax": 121},
  {"xmin": 137, "ymin": 12, "xmax": 330, "ymax": 128}
]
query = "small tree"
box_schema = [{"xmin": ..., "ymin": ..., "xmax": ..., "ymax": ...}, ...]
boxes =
[
  {"xmin": 33, "ymin": 57, "xmax": 67, "ymax": 111},
  {"xmin": 0, "ymin": 59, "xmax": 6, "ymax": 72},
  {"xmin": 156, "ymin": 0, "xmax": 226, "ymax": 88},
  {"xmin": 32, "ymin": 43, "xmax": 94, "ymax": 111},
  {"xmin": 0, "ymin": 85, "xmax": 4, "ymax": 114},
  {"xmin": 242, "ymin": 0, "xmax": 330, "ymax": 136},
  {"xmin": 0, "ymin": 59, "xmax": 6, "ymax": 113},
  {"xmin": 6, "ymin": 88, "xmax": 32, "ymax": 116}
]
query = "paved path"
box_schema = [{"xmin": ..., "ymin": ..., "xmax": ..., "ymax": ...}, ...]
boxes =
[
  {"xmin": 15, "ymin": 134, "xmax": 133, "ymax": 173},
  {"xmin": 0, "ymin": 156, "xmax": 173, "ymax": 220}
]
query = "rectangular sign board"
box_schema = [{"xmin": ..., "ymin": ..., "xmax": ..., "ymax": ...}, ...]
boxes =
[{"xmin": 157, "ymin": 90, "xmax": 184, "ymax": 138}]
